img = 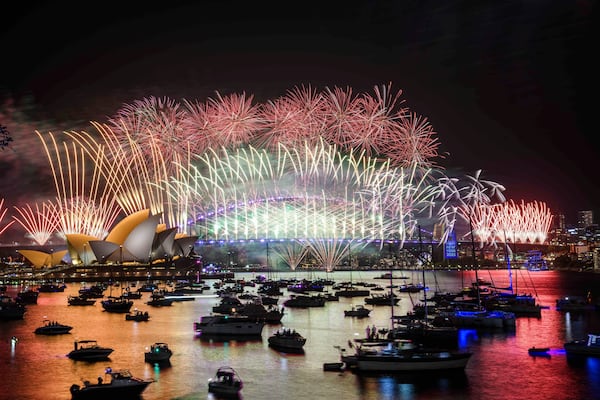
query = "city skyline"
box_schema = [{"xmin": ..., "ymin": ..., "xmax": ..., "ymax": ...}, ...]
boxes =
[{"xmin": 1, "ymin": 2, "xmax": 597, "ymax": 224}]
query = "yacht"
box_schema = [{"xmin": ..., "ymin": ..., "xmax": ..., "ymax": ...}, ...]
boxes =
[
  {"xmin": 194, "ymin": 314, "xmax": 265, "ymax": 337},
  {"xmin": 564, "ymin": 333, "xmax": 600, "ymax": 357},
  {"xmin": 34, "ymin": 319, "xmax": 73, "ymax": 335},
  {"xmin": 70, "ymin": 368, "xmax": 153, "ymax": 399},
  {"xmin": 67, "ymin": 340, "xmax": 114, "ymax": 361},
  {"xmin": 268, "ymin": 328, "xmax": 306, "ymax": 353},
  {"xmin": 348, "ymin": 339, "xmax": 472, "ymax": 372}
]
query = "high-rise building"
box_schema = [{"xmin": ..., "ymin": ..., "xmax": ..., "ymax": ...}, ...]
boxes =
[
  {"xmin": 578, "ymin": 210, "xmax": 593, "ymax": 228},
  {"xmin": 554, "ymin": 214, "xmax": 566, "ymax": 231}
]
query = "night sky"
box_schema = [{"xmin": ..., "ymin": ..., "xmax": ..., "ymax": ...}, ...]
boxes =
[{"xmin": 1, "ymin": 1, "xmax": 597, "ymax": 225}]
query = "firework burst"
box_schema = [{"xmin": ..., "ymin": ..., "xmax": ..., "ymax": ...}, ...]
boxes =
[
  {"xmin": 12, "ymin": 202, "xmax": 60, "ymax": 245},
  {"xmin": 108, "ymin": 96, "xmax": 190, "ymax": 173},
  {"xmin": 183, "ymin": 91, "xmax": 264, "ymax": 151},
  {"xmin": 35, "ymin": 131, "xmax": 122, "ymax": 238},
  {"xmin": 0, "ymin": 198, "xmax": 15, "ymax": 236}
]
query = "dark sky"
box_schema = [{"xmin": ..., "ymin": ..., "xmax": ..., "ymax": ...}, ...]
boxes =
[{"xmin": 1, "ymin": 1, "xmax": 597, "ymax": 223}]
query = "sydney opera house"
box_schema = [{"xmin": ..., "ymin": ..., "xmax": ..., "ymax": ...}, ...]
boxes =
[{"xmin": 17, "ymin": 209, "xmax": 197, "ymax": 271}]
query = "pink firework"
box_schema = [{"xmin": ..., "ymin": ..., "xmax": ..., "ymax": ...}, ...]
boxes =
[
  {"xmin": 108, "ymin": 96, "xmax": 191, "ymax": 169},
  {"xmin": 257, "ymin": 85, "xmax": 327, "ymax": 150},
  {"xmin": 320, "ymin": 86, "xmax": 364, "ymax": 149},
  {"xmin": 182, "ymin": 91, "xmax": 264, "ymax": 151},
  {"xmin": 381, "ymin": 113, "xmax": 442, "ymax": 167},
  {"xmin": 343, "ymin": 83, "xmax": 408, "ymax": 158},
  {"xmin": 0, "ymin": 198, "xmax": 15, "ymax": 236}
]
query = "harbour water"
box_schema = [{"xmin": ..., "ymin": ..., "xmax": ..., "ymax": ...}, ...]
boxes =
[{"xmin": 1, "ymin": 269, "xmax": 600, "ymax": 400}]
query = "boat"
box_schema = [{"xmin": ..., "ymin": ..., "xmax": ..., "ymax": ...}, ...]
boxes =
[
  {"xmin": 374, "ymin": 272, "xmax": 408, "ymax": 280},
  {"xmin": 0, "ymin": 294, "xmax": 26, "ymax": 320},
  {"xmin": 67, "ymin": 340, "xmax": 114, "ymax": 361},
  {"xmin": 445, "ymin": 231, "xmax": 517, "ymax": 330},
  {"xmin": 556, "ymin": 295, "xmax": 596, "ymax": 311},
  {"xmin": 34, "ymin": 319, "xmax": 73, "ymax": 335},
  {"xmin": 528, "ymin": 346, "xmax": 550, "ymax": 356},
  {"xmin": 137, "ymin": 283, "xmax": 158, "ymax": 292},
  {"xmin": 101, "ymin": 296, "xmax": 134, "ymax": 313},
  {"xmin": 212, "ymin": 295, "xmax": 243, "ymax": 314},
  {"xmin": 16, "ymin": 288, "xmax": 39, "ymax": 304},
  {"xmin": 121, "ymin": 290, "xmax": 142, "ymax": 300},
  {"xmin": 125, "ymin": 310, "xmax": 150, "ymax": 321},
  {"xmin": 398, "ymin": 283, "xmax": 426, "ymax": 293},
  {"xmin": 208, "ymin": 366, "xmax": 243, "ymax": 398},
  {"xmin": 238, "ymin": 299, "xmax": 285, "ymax": 323},
  {"xmin": 78, "ymin": 285, "xmax": 105, "ymax": 299},
  {"xmin": 144, "ymin": 342, "xmax": 172, "ymax": 363},
  {"xmin": 564, "ymin": 333, "xmax": 600, "ymax": 357},
  {"xmin": 146, "ymin": 291, "xmax": 174, "ymax": 307},
  {"xmin": 194, "ymin": 314, "xmax": 265, "ymax": 337},
  {"xmin": 323, "ymin": 362, "xmax": 345, "ymax": 371},
  {"xmin": 485, "ymin": 292, "xmax": 543, "ymax": 317},
  {"xmin": 446, "ymin": 308, "xmax": 516, "ymax": 329},
  {"xmin": 37, "ymin": 283, "xmax": 66, "ymax": 292},
  {"xmin": 344, "ymin": 304, "xmax": 371, "ymax": 318},
  {"xmin": 334, "ymin": 286, "xmax": 371, "ymax": 298},
  {"xmin": 364, "ymin": 292, "xmax": 400, "ymax": 306},
  {"xmin": 69, "ymin": 367, "xmax": 153, "ymax": 400},
  {"xmin": 283, "ymin": 294, "xmax": 326, "ymax": 308},
  {"xmin": 68, "ymin": 295, "xmax": 96, "ymax": 306},
  {"xmin": 348, "ymin": 339, "xmax": 472, "ymax": 373},
  {"xmin": 388, "ymin": 315, "xmax": 459, "ymax": 349},
  {"xmin": 268, "ymin": 328, "xmax": 306, "ymax": 353}
]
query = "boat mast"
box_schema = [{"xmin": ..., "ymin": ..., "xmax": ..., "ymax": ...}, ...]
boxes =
[
  {"xmin": 468, "ymin": 216, "xmax": 482, "ymax": 309},
  {"xmin": 389, "ymin": 244, "xmax": 394, "ymax": 325},
  {"xmin": 503, "ymin": 230, "xmax": 513, "ymax": 294},
  {"xmin": 418, "ymin": 225, "xmax": 427, "ymax": 321}
]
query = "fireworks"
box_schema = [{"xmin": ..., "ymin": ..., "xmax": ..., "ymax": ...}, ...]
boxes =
[
  {"xmin": 468, "ymin": 200, "xmax": 553, "ymax": 245},
  {"xmin": 103, "ymin": 83, "xmax": 440, "ymax": 170},
  {"xmin": 0, "ymin": 198, "xmax": 15, "ymax": 236},
  {"xmin": 11, "ymin": 202, "xmax": 59, "ymax": 245},
  {"xmin": 0, "ymin": 84, "xmax": 555, "ymax": 273},
  {"xmin": 35, "ymin": 131, "xmax": 121, "ymax": 238}
]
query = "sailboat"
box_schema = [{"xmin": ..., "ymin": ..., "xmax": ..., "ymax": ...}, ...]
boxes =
[
  {"xmin": 388, "ymin": 227, "xmax": 460, "ymax": 348},
  {"xmin": 483, "ymin": 238, "xmax": 543, "ymax": 317},
  {"xmin": 341, "ymin": 229, "xmax": 473, "ymax": 373},
  {"xmin": 334, "ymin": 257, "xmax": 370, "ymax": 298},
  {"xmin": 444, "ymin": 221, "xmax": 516, "ymax": 329}
]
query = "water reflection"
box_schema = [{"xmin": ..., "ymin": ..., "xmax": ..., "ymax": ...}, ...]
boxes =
[
  {"xmin": 355, "ymin": 371, "xmax": 469, "ymax": 399},
  {"xmin": 2, "ymin": 270, "xmax": 600, "ymax": 400}
]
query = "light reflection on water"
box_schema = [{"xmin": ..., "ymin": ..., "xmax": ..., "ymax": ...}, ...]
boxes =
[{"xmin": 1, "ymin": 270, "xmax": 600, "ymax": 400}]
